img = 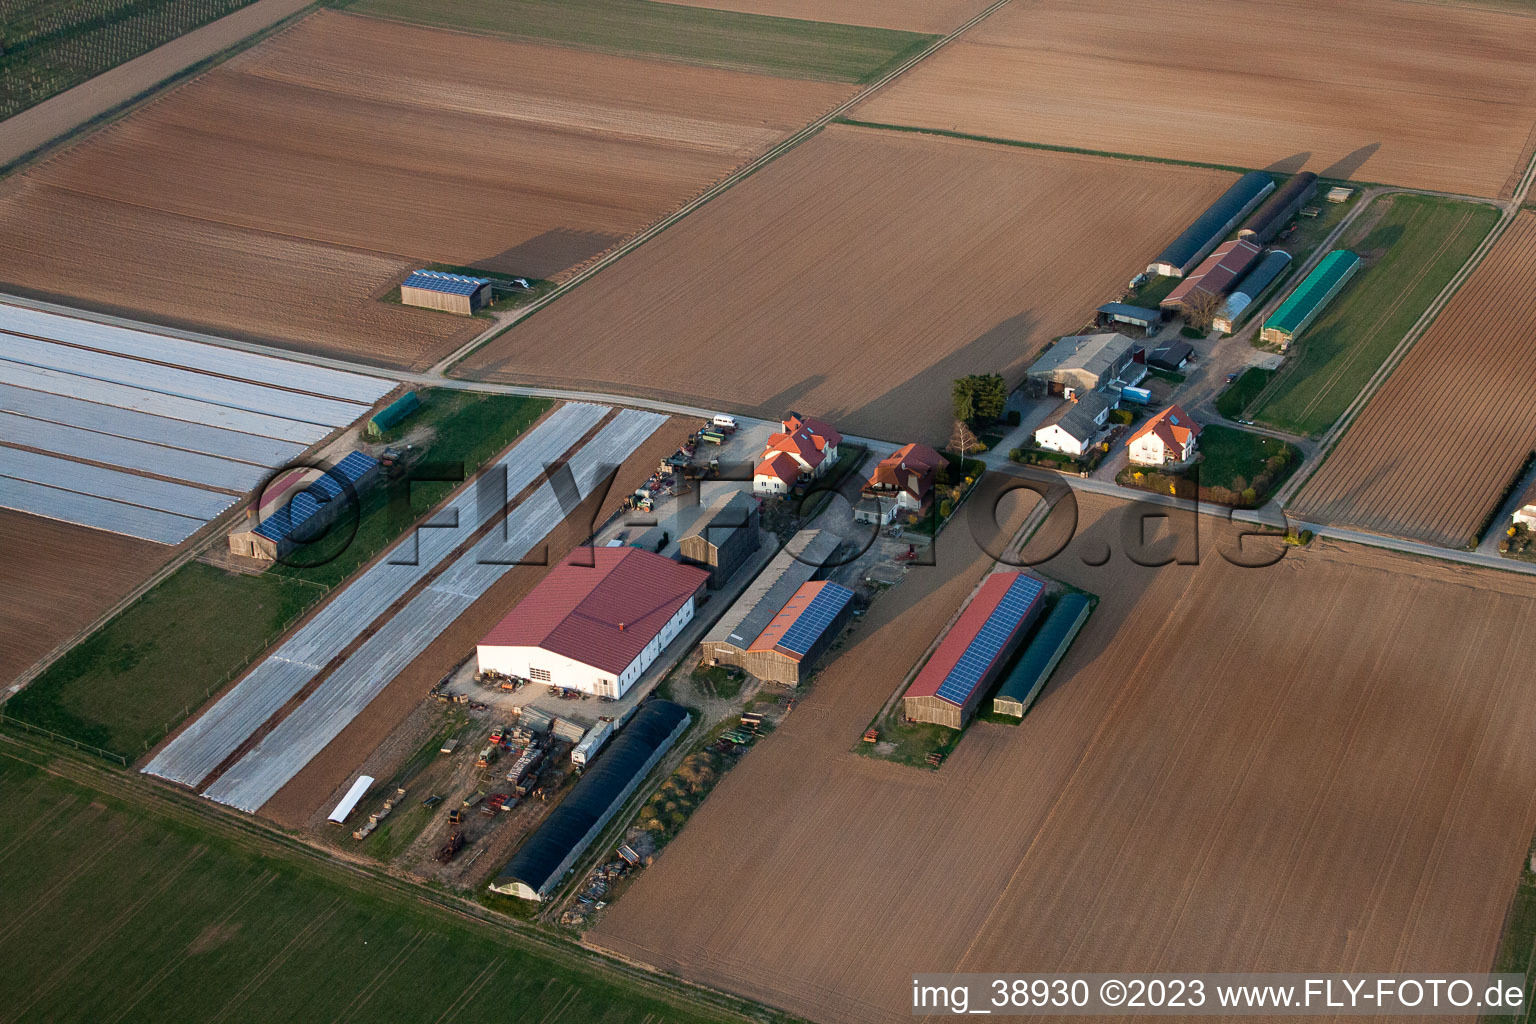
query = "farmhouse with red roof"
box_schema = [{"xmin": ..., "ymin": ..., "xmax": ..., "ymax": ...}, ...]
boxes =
[
  {"xmin": 855, "ymin": 442, "xmax": 942, "ymax": 524},
  {"xmin": 1126, "ymin": 404, "xmax": 1202, "ymax": 467},
  {"xmin": 477, "ymin": 547, "xmax": 708, "ymax": 699},
  {"xmin": 753, "ymin": 412, "xmax": 842, "ymax": 495}
]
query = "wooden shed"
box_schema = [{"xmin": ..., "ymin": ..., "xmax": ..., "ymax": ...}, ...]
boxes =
[{"xmin": 400, "ymin": 270, "xmax": 492, "ymax": 315}]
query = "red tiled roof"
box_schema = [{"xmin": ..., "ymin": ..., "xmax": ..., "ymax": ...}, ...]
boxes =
[
  {"xmin": 782, "ymin": 413, "xmax": 842, "ymax": 449},
  {"xmin": 1126, "ymin": 404, "xmax": 1201, "ymax": 453},
  {"xmin": 755, "ymin": 452, "xmax": 802, "ymax": 486},
  {"xmin": 868, "ymin": 442, "xmax": 942, "ymax": 500},
  {"xmin": 904, "ymin": 572, "xmax": 1041, "ymax": 703},
  {"xmin": 480, "ymin": 547, "xmax": 707, "ymax": 675}
]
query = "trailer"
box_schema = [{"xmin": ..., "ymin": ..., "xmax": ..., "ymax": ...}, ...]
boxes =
[
  {"xmin": 1120, "ymin": 385, "xmax": 1152, "ymax": 405},
  {"xmin": 571, "ymin": 720, "xmax": 616, "ymax": 767}
]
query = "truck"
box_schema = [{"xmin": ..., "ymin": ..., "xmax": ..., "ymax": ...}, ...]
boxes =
[
  {"xmin": 570, "ymin": 720, "xmax": 616, "ymax": 767},
  {"xmin": 711, "ymin": 414, "xmax": 738, "ymax": 433}
]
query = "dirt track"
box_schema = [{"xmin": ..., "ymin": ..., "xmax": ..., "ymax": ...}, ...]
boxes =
[
  {"xmin": 1293, "ymin": 212, "xmax": 1536, "ymax": 547},
  {"xmin": 259, "ymin": 417, "xmax": 690, "ymax": 827},
  {"xmin": 0, "ymin": 11, "xmax": 850, "ymax": 371},
  {"xmin": 458, "ymin": 125, "xmax": 1234, "ymax": 442},
  {"xmin": 590, "ymin": 492, "xmax": 1536, "ymax": 1022},
  {"xmin": 0, "ymin": 510, "xmax": 174, "ymax": 685},
  {"xmin": 855, "ymin": 0, "xmax": 1536, "ymax": 198}
]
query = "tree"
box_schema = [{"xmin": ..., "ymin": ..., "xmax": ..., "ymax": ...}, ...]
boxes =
[
  {"xmin": 951, "ymin": 378, "xmax": 976, "ymax": 424},
  {"xmin": 1181, "ymin": 288, "xmax": 1223, "ymax": 331},
  {"xmin": 949, "ymin": 419, "xmax": 981, "ymax": 460},
  {"xmin": 973, "ymin": 373, "xmax": 1008, "ymax": 422}
]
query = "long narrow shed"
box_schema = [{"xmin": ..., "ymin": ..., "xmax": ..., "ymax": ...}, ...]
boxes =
[
  {"xmin": 1147, "ymin": 172, "xmax": 1275, "ymax": 277},
  {"xmin": 1161, "ymin": 238, "xmax": 1263, "ymax": 311},
  {"xmin": 992, "ymin": 594, "xmax": 1091, "ymax": 718},
  {"xmin": 489, "ymin": 699, "xmax": 690, "ymax": 900},
  {"xmin": 1261, "ymin": 250, "xmax": 1360, "ymax": 348},
  {"xmin": 1213, "ymin": 250, "xmax": 1292, "ymax": 334},
  {"xmin": 1239, "ymin": 172, "xmax": 1319, "ymax": 243}
]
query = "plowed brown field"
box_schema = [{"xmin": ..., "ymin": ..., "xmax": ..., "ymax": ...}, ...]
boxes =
[
  {"xmin": 1293, "ymin": 212, "xmax": 1536, "ymax": 547},
  {"xmin": 1, "ymin": 509, "xmax": 173, "ymax": 685},
  {"xmin": 458, "ymin": 125, "xmax": 1235, "ymax": 441},
  {"xmin": 648, "ymin": 0, "xmax": 989, "ymax": 32},
  {"xmin": 590, "ymin": 492, "xmax": 1536, "ymax": 1023},
  {"xmin": 0, "ymin": 11, "xmax": 851, "ymax": 370},
  {"xmin": 855, "ymin": 0, "xmax": 1536, "ymax": 198}
]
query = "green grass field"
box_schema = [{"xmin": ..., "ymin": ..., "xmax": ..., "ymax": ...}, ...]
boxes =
[
  {"xmin": 1214, "ymin": 367, "xmax": 1275, "ymax": 421},
  {"xmin": 0, "ymin": 0, "xmax": 259, "ymax": 119},
  {"xmin": 0, "ymin": 750, "xmax": 746, "ymax": 1024},
  {"xmin": 1194, "ymin": 425, "xmax": 1299, "ymax": 494},
  {"xmin": 1250, "ymin": 194, "xmax": 1498, "ymax": 436},
  {"xmin": 342, "ymin": 0, "xmax": 933, "ymax": 83},
  {"xmin": 4, "ymin": 392, "xmax": 548, "ymax": 759}
]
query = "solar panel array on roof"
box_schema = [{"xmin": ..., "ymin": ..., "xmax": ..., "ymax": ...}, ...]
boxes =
[
  {"xmin": 402, "ymin": 270, "xmax": 491, "ymax": 296},
  {"xmin": 934, "ymin": 575, "xmax": 1046, "ymax": 706},
  {"xmin": 773, "ymin": 582, "xmax": 854, "ymax": 657},
  {"xmin": 253, "ymin": 451, "xmax": 378, "ymax": 543}
]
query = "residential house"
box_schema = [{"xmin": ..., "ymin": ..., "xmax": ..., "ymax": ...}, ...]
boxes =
[
  {"xmin": 753, "ymin": 413, "xmax": 842, "ymax": 496},
  {"xmin": 1127, "ymin": 405, "xmax": 1201, "ymax": 467},
  {"xmin": 855, "ymin": 442, "xmax": 942, "ymax": 524},
  {"xmin": 1034, "ymin": 391, "xmax": 1114, "ymax": 457},
  {"xmin": 1513, "ymin": 480, "xmax": 1536, "ymax": 530}
]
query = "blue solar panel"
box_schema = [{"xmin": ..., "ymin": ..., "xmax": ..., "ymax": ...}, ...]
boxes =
[
  {"xmin": 255, "ymin": 452, "xmax": 378, "ymax": 543},
  {"xmin": 402, "ymin": 270, "xmax": 491, "ymax": 297},
  {"xmin": 933, "ymin": 575, "xmax": 1045, "ymax": 706},
  {"xmin": 774, "ymin": 583, "xmax": 854, "ymax": 657}
]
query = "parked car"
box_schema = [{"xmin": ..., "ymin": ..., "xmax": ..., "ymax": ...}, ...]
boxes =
[{"xmin": 1225, "ymin": 372, "xmax": 1239, "ymax": 384}]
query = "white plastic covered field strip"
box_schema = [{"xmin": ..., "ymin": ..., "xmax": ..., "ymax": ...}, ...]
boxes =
[
  {"xmin": 0, "ymin": 333, "xmax": 368, "ymax": 427},
  {"xmin": 204, "ymin": 409, "xmax": 666, "ymax": 812},
  {"xmin": 0, "ymin": 303, "xmax": 393, "ymax": 404},
  {"xmin": 0, "ymin": 446, "xmax": 235, "ymax": 519},
  {"xmin": 142, "ymin": 402, "xmax": 610, "ymax": 788},
  {"xmin": 0, "ymin": 476, "xmax": 204, "ymax": 544},
  {"xmin": 0, "ymin": 383, "xmax": 304, "ymax": 465},
  {"xmin": 0, "ymin": 412, "xmax": 266, "ymax": 492},
  {"xmin": 0, "ymin": 361, "xmax": 328, "ymax": 443}
]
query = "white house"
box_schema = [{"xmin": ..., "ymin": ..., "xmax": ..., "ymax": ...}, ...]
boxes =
[
  {"xmin": 1126, "ymin": 404, "xmax": 1201, "ymax": 467},
  {"xmin": 477, "ymin": 547, "xmax": 708, "ymax": 699},
  {"xmin": 1034, "ymin": 392, "xmax": 1114, "ymax": 457},
  {"xmin": 753, "ymin": 412, "xmax": 842, "ymax": 495},
  {"xmin": 1514, "ymin": 480, "xmax": 1536, "ymax": 529}
]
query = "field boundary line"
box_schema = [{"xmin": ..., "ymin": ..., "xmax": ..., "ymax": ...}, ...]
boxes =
[{"xmin": 437, "ymin": 0, "xmax": 1024, "ymax": 378}]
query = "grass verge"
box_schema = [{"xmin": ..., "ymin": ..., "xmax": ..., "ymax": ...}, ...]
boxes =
[
  {"xmin": 343, "ymin": 0, "xmax": 935, "ymax": 84},
  {"xmin": 5, "ymin": 390, "xmax": 549, "ymax": 759},
  {"xmin": 1250, "ymin": 193, "xmax": 1498, "ymax": 436}
]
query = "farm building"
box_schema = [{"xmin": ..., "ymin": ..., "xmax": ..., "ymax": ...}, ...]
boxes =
[
  {"xmin": 753, "ymin": 413, "xmax": 842, "ymax": 496},
  {"xmin": 1127, "ymin": 405, "xmax": 1201, "ymax": 467},
  {"xmin": 1146, "ymin": 171, "xmax": 1275, "ymax": 277},
  {"xmin": 227, "ymin": 451, "xmax": 380, "ymax": 560},
  {"xmin": 992, "ymin": 593, "xmax": 1091, "ymax": 718},
  {"xmin": 1095, "ymin": 302, "xmax": 1163, "ymax": 332},
  {"xmin": 902, "ymin": 572, "xmax": 1046, "ymax": 729},
  {"xmin": 1147, "ymin": 341, "xmax": 1194, "ymax": 373},
  {"xmin": 1239, "ymin": 172, "xmax": 1319, "ymax": 243},
  {"xmin": 365, "ymin": 390, "xmax": 419, "ymax": 439},
  {"xmin": 1034, "ymin": 391, "xmax": 1114, "ymax": 457},
  {"xmin": 1213, "ymin": 250, "xmax": 1292, "ymax": 334},
  {"xmin": 1025, "ymin": 333, "xmax": 1143, "ymax": 398},
  {"xmin": 477, "ymin": 547, "xmax": 708, "ymax": 699},
  {"xmin": 1261, "ymin": 250, "xmax": 1360, "ymax": 348},
  {"xmin": 678, "ymin": 489, "xmax": 760, "ymax": 588},
  {"xmin": 1514, "ymin": 479, "xmax": 1536, "ymax": 529},
  {"xmin": 489, "ymin": 699, "xmax": 690, "ymax": 901},
  {"xmin": 705, "ymin": 580, "xmax": 853, "ymax": 687},
  {"xmin": 399, "ymin": 270, "xmax": 493, "ymax": 315},
  {"xmin": 1160, "ymin": 239, "xmax": 1263, "ymax": 312},
  {"xmin": 856, "ymin": 442, "xmax": 942, "ymax": 524},
  {"xmin": 700, "ymin": 529, "xmax": 842, "ymax": 684}
]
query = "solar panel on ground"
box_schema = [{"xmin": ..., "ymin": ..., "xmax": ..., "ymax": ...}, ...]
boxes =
[
  {"xmin": 774, "ymin": 583, "xmax": 854, "ymax": 657},
  {"xmin": 0, "ymin": 333, "xmax": 368, "ymax": 427},
  {"xmin": 0, "ymin": 303, "xmax": 393, "ymax": 404},
  {"xmin": 0, "ymin": 383, "xmax": 305, "ymax": 465},
  {"xmin": 143, "ymin": 402, "xmax": 612, "ymax": 788},
  {"xmin": 0, "ymin": 446, "xmax": 236, "ymax": 519},
  {"xmin": 402, "ymin": 270, "xmax": 490, "ymax": 296},
  {"xmin": 0, "ymin": 412, "xmax": 266, "ymax": 492},
  {"xmin": 0, "ymin": 476, "xmax": 204, "ymax": 544},
  {"xmin": 202, "ymin": 408, "xmax": 667, "ymax": 813},
  {"xmin": 0, "ymin": 361, "xmax": 327, "ymax": 443},
  {"xmin": 933, "ymin": 575, "xmax": 1045, "ymax": 706}
]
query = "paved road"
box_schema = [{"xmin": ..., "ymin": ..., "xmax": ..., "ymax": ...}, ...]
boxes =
[{"xmin": 0, "ymin": 0, "xmax": 315, "ymax": 171}]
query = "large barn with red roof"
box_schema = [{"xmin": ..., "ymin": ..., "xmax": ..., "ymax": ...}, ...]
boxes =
[{"xmin": 477, "ymin": 547, "xmax": 708, "ymax": 699}]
